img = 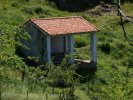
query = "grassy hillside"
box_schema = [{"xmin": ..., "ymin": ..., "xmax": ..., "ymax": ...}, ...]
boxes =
[{"xmin": 0, "ymin": 0, "xmax": 133, "ymax": 99}]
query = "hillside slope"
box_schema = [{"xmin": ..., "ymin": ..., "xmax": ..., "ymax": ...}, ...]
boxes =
[{"xmin": 0, "ymin": 0, "xmax": 133, "ymax": 99}]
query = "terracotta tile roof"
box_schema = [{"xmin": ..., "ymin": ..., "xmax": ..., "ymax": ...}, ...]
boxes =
[{"xmin": 30, "ymin": 16, "xmax": 99, "ymax": 36}]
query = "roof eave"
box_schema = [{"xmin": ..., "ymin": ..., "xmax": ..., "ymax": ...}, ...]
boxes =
[{"xmin": 48, "ymin": 30, "xmax": 99, "ymax": 36}]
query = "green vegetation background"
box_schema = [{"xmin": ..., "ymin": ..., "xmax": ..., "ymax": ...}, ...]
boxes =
[{"xmin": 0, "ymin": 0, "xmax": 133, "ymax": 99}]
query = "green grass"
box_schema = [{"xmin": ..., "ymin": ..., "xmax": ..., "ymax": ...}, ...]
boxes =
[{"xmin": 0, "ymin": 0, "xmax": 133, "ymax": 99}]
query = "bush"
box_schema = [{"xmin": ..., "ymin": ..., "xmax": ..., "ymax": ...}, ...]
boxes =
[
  {"xmin": 23, "ymin": 7, "xmax": 34, "ymax": 15},
  {"xmin": 49, "ymin": 0, "xmax": 133, "ymax": 12},
  {"xmin": 2, "ymin": 7, "xmax": 7, "ymax": 11},
  {"xmin": 75, "ymin": 35, "xmax": 88, "ymax": 48},
  {"xmin": 122, "ymin": 57, "xmax": 133, "ymax": 67},
  {"xmin": 48, "ymin": 0, "xmax": 119, "ymax": 11},
  {"xmin": 48, "ymin": 0, "xmax": 100, "ymax": 11},
  {"xmin": 23, "ymin": 6, "xmax": 43, "ymax": 15},
  {"xmin": 99, "ymin": 42, "xmax": 111, "ymax": 54},
  {"xmin": 102, "ymin": 0, "xmax": 115, "ymax": 4},
  {"xmin": 35, "ymin": 7, "xmax": 43, "ymax": 14},
  {"xmin": 111, "ymin": 42, "xmax": 126, "ymax": 59},
  {"xmin": 11, "ymin": 2, "xmax": 19, "ymax": 8},
  {"xmin": 19, "ymin": 0, "xmax": 29, "ymax": 3},
  {"xmin": 75, "ymin": 41, "xmax": 87, "ymax": 48}
]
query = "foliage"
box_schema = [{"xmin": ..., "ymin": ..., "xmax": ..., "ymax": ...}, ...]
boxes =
[
  {"xmin": 35, "ymin": 7, "xmax": 43, "ymax": 14},
  {"xmin": 47, "ymin": 56, "xmax": 79, "ymax": 99},
  {"xmin": 75, "ymin": 35, "xmax": 88, "ymax": 48},
  {"xmin": 25, "ymin": 65, "xmax": 47, "ymax": 98},
  {"xmin": 11, "ymin": 2, "xmax": 19, "ymax": 8},
  {"xmin": 0, "ymin": 21, "xmax": 27, "ymax": 99},
  {"xmin": 99, "ymin": 42, "xmax": 111, "ymax": 54},
  {"xmin": 0, "ymin": 0, "xmax": 133, "ymax": 99},
  {"xmin": 47, "ymin": 0, "xmax": 133, "ymax": 11},
  {"xmin": 48, "ymin": 57, "xmax": 78, "ymax": 87}
]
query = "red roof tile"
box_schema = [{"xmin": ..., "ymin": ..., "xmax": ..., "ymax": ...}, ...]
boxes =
[{"xmin": 30, "ymin": 16, "xmax": 99, "ymax": 36}]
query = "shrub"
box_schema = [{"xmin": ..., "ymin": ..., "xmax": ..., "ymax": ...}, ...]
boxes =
[
  {"xmin": 111, "ymin": 42, "xmax": 126, "ymax": 59},
  {"xmin": 75, "ymin": 40, "xmax": 87, "ymax": 48},
  {"xmin": 19, "ymin": 0, "xmax": 29, "ymax": 3},
  {"xmin": 23, "ymin": 7, "xmax": 34, "ymax": 15},
  {"xmin": 122, "ymin": 57, "xmax": 133, "ymax": 67},
  {"xmin": 23, "ymin": 6, "xmax": 43, "ymax": 15},
  {"xmin": 99, "ymin": 42, "xmax": 111, "ymax": 54},
  {"xmin": 0, "ymin": 21, "xmax": 27, "ymax": 99},
  {"xmin": 11, "ymin": 2, "xmax": 19, "ymax": 8},
  {"xmin": 2, "ymin": 7, "xmax": 7, "ymax": 11},
  {"xmin": 35, "ymin": 7, "xmax": 43, "ymax": 14},
  {"xmin": 75, "ymin": 35, "xmax": 88, "ymax": 48},
  {"xmin": 48, "ymin": 1, "xmax": 57, "ymax": 9},
  {"xmin": 48, "ymin": 0, "xmax": 100, "ymax": 11}
]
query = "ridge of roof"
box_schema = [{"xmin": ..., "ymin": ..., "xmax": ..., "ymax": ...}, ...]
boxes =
[{"xmin": 30, "ymin": 16, "xmax": 84, "ymax": 21}]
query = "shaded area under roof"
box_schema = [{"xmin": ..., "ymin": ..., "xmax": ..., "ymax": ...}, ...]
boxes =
[{"xmin": 30, "ymin": 16, "xmax": 99, "ymax": 36}]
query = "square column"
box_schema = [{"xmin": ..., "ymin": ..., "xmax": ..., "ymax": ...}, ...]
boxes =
[
  {"xmin": 68, "ymin": 35, "xmax": 74, "ymax": 63},
  {"xmin": 65, "ymin": 36, "xmax": 68, "ymax": 53},
  {"xmin": 46, "ymin": 36, "xmax": 51, "ymax": 64},
  {"xmin": 90, "ymin": 33, "xmax": 97, "ymax": 63}
]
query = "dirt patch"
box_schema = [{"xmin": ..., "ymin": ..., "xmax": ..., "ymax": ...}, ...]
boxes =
[{"xmin": 87, "ymin": 1, "xmax": 117, "ymax": 16}]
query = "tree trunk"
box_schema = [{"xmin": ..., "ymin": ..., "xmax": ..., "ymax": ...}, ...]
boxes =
[
  {"xmin": 22, "ymin": 71, "xmax": 25, "ymax": 82},
  {"xmin": 27, "ymin": 90, "xmax": 29, "ymax": 100},
  {"xmin": 46, "ymin": 94, "xmax": 48, "ymax": 100}
]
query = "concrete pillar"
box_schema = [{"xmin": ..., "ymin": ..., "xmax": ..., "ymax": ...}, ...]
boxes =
[
  {"xmin": 90, "ymin": 33, "xmax": 97, "ymax": 63},
  {"xmin": 46, "ymin": 36, "xmax": 51, "ymax": 64},
  {"xmin": 65, "ymin": 36, "xmax": 68, "ymax": 53},
  {"xmin": 68, "ymin": 35, "xmax": 74, "ymax": 63}
]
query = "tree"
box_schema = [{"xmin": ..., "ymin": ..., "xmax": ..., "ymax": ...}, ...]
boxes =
[
  {"xmin": 0, "ymin": 21, "xmax": 28, "ymax": 99},
  {"xmin": 47, "ymin": 55, "xmax": 79, "ymax": 99}
]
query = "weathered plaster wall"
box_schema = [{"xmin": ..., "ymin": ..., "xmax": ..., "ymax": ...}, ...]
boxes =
[
  {"xmin": 20, "ymin": 22, "xmax": 47, "ymax": 64},
  {"xmin": 51, "ymin": 36, "xmax": 65, "ymax": 54}
]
